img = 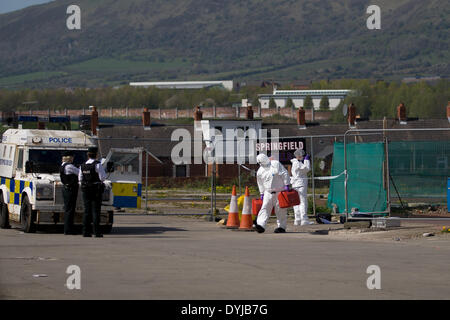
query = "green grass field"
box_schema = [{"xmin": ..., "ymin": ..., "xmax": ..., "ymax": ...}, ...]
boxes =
[
  {"xmin": 0, "ymin": 71, "xmax": 66, "ymax": 87},
  {"xmin": 63, "ymin": 58, "xmax": 190, "ymax": 74}
]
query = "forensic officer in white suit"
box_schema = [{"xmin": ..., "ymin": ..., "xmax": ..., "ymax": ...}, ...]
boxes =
[
  {"xmin": 290, "ymin": 149, "xmax": 314, "ymax": 226},
  {"xmin": 255, "ymin": 153, "xmax": 291, "ymax": 234}
]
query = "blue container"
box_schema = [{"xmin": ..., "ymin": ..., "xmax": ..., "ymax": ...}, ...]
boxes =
[{"xmin": 448, "ymin": 178, "xmax": 450, "ymax": 213}]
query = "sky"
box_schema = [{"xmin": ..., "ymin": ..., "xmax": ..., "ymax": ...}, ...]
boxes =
[{"xmin": 0, "ymin": 0, "xmax": 54, "ymax": 14}]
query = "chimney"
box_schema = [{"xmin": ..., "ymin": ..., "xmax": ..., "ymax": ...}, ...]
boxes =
[
  {"xmin": 90, "ymin": 106, "xmax": 99, "ymax": 136},
  {"xmin": 194, "ymin": 106, "xmax": 203, "ymax": 121},
  {"xmin": 348, "ymin": 103, "xmax": 356, "ymax": 127},
  {"xmin": 447, "ymin": 101, "xmax": 450, "ymax": 123},
  {"xmin": 397, "ymin": 102, "xmax": 407, "ymax": 124},
  {"xmin": 142, "ymin": 107, "xmax": 151, "ymax": 130},
  {"xmin": 246, "ymin": 105, "xmax": 254, "ymax": 120},
  {"xmin": 297, "ymin": 107, "xmax": 306, "ymax": 129}
]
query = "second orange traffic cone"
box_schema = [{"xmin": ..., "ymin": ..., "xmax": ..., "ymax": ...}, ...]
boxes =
[
  {"xmin": 239, "ymin": 187, "xmax": 253, "ymax": 231},
  {"xmin": 226, "ymin": 185, "xmax": 239, "ymax": 229}
]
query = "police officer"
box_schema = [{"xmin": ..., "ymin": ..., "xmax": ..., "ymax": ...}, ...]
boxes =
[
  {"xmin": 78, "ymin": 146, "xmax": 107, "ymax": 238},
  {"xmin": 60, "ymin": 151, "xmax": 80, "ymax": 235}
]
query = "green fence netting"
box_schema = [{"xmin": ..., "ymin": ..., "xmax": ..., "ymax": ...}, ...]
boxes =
[
  {"xmin": 388, "ymin": 141, "xmax": 450, "ymax": 201},
  {"xmin": 328, "ymin": 142, "xmax": 387, "ymax": 213}
]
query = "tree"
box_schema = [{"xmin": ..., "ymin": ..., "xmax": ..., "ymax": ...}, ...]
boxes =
[
  {"xmin": 329, "ymin": 101, "xmax": 346, "ymax": 123},
  {"xmin": 269, "ymin": 97, "xmax": 276, "ymax": 109},
  {"xmin": 319, "ymin": 96, "xmax": 330, "ymax": 110},
  {"xmin": 285, "ymin": 98, "xmax": 294, "ymax": 109},
  {"xmin": 252, "ymin": 96, "xmax": 260, "ymax": 107},
  {"xmin": 303, "ymin": 95, "xmax": 314, "ymax": 110}
]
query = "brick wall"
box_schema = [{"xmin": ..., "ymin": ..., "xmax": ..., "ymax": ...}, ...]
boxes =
[{"xmin": 15, "ymin": 107, "xmax": 332, "ymax": 121}]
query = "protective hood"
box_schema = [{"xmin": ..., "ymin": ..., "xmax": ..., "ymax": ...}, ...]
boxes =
[
  {"xmin": 290, "ymin": 158, "xmax": 298, "ymax": 164},
  {"xmin": 257, "ymin": 154, "xmax": 271, "ymax": 167},
  {"xmin": 294, "ymin": 148, "xmax": 305, "ymax": 158}
]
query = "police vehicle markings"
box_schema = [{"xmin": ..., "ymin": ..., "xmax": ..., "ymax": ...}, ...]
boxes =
[{"xmin": 1, "ymin": 178, "xmax": 33, "ymax": 205}]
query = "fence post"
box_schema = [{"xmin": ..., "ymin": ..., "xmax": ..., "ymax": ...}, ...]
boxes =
[
  {"xmin": 310, "ymin": 136, "xmax": 316, "ymax": 218},
  {"xmin": 385, "ymin": 137, "xmax": 391, "ymax": 217},
  {"xmin": 145, "ymin": 150, "xmax": 148, "ymax": 212}
]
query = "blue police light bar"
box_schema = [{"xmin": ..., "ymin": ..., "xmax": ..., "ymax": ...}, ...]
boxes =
[
  {"xmin": 49, "ymin": 116, "xmax": 70, "ymax": 123},
  {"xmin": 18, "ymin": 116, "xmax": 39, "ymax": 122}
]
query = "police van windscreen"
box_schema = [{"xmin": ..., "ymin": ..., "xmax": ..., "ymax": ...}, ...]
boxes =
[{"xmin": 29, "ymin": 149, "xmax": 88, "ymax": 173}]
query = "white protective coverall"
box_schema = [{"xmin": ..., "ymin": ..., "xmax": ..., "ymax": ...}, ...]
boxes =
[
  {"xmin": 256, "ymin": 154, "xmax": 290, "ymax": 230},
  {"xmin": 290, "ymin": 157, "xmax": 312, "ymax": 225}
]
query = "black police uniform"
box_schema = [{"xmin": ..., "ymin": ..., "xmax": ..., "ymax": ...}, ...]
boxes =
[
  {"xmin": 80, "ymin": 160, "xmax": 104, "ymax": 237},
  {"xmin": 60, "ymin": 162, "xmax": 79, "ymax": 235}
]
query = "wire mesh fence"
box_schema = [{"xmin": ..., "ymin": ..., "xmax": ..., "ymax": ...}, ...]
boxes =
[{"xmin": 92, "ymin": 127, "xmax": 450, "ymax": 221}]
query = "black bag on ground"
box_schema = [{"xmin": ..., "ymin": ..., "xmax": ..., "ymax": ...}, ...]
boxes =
[{"xmin": 316, "ymin": 213, "xmax": 332, "ymax": 224}]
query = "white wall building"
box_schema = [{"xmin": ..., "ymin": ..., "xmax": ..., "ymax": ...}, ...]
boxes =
[
  {"xmin": 130, "ymin": 81, "xmax": 234, "ymax": 91},
  {"xmin": 258, "ymin": 89, "xmax": 356, "ymax": 110}
]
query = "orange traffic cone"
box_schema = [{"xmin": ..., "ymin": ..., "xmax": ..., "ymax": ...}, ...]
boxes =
[
  {"xmin": 226, "ymin": 185, "xmax": 240, "ymax": 229},
  {"xmin": 239, "ymin": 187, "xmax": 253, "ymax": 231}
]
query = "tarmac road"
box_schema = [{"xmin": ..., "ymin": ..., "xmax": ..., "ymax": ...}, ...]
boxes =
[{"xmin": 1, "ymin": 213, "xmax": 450, "ymax": 300}]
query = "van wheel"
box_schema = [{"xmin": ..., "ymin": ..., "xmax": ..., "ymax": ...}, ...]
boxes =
[
  {"xmin": 21, "ymin": 196, "xmax": 36, "ymax": 233},
  {"xmin": 0, "ymin": 194, "xmax": 11, "ymax": 229}
]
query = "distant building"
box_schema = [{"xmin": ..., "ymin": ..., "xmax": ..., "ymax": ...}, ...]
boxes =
[
  {"xmin": 260, "ymin": 80, "xmax": 280, "ymax": 88},
  {"xmin": 129, "ymin": 81, "xmax": 234, "ymax": 91},
  {"xmin": 402, "ymin": 76, "xmax": 442, "ymax": 84},
  {"xmin": 290, "ymin": 80, "xmax": 311, "ymax": 90},
  {"xmin": 258, "ymin": 89, "xmax": 356, "ymax": 110}
]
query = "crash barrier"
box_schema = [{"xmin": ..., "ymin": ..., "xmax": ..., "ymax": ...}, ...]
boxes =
[
  {"xmin": 328, "ymin": 142, "xmax": 387, "ymax": 214},
  {"xmin": 94, "ymin": 129, "xmax": 450, "ymax": 221},
  {"xmin": 448, "ymin": 178, "xmax": 450, "ymax": 213},
  {"xmin": 389, "ymin": 141, "xmax": 450, "ymax": 200},
  {"xmin": 341, "ymin": 128, "xmax": 450, "ymax": 221}
]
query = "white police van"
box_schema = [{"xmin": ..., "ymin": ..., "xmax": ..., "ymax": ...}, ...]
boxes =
[{"xmin": 0, "ymin": 129, "xmax": 114, "ymax": 233}]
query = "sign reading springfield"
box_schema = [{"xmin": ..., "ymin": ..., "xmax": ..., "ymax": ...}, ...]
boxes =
[{"xmin": 256, "ymin": 138, "xmax": 306, "ymax": 165}]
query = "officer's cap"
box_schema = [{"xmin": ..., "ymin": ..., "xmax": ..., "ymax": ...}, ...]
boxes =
[
  {"xmin": 62, "ymin": 150, "xmax": 75, "ymax": 157},
  {"xmin": 88, "ymin": 146, "xmax": 98, "ymax": 154}
]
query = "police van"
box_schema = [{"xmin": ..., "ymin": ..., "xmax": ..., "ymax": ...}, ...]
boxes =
[{"xmin": 0, "ymin": 129, "xmax": 115, "ymax": 233}]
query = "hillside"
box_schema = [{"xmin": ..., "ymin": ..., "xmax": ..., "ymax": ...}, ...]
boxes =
[{"xmin": 0, "ymin": 0, "xmax": 448, "ymax": 88}]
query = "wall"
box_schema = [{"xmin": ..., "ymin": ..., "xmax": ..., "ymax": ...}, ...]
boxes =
[{"xmin": 14, "ymin": 106, "xmax": 332, "ymax": 121}]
